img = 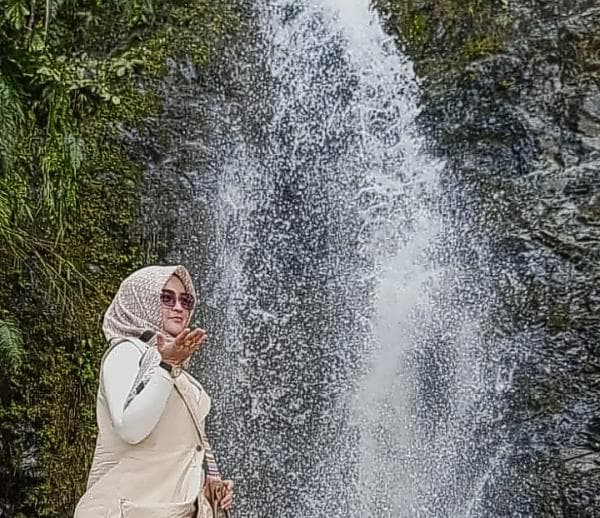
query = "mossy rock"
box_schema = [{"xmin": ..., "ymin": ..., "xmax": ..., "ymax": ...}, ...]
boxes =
[
  {"xmin": 374, "ymin": 0, "xmax": 510, "ymax": 77},
  {"xmin": 0, "ymin": 0, "xmax": 245, "ymax": 515}
]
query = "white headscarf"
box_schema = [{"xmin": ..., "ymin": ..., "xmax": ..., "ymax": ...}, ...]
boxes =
[{"xmin": 103, "ymin": 264, "xmax": 196, "ymax": 347}]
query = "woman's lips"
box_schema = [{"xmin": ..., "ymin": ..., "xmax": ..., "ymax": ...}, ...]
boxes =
[{"xmin": 170, "ymin": 317, "xmax": 183, "ymax": 323}]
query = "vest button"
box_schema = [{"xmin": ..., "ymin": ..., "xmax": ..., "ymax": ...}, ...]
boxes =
[{"xmin": 196, "ymin": 445, "xmax": 202, "ymax": 451}]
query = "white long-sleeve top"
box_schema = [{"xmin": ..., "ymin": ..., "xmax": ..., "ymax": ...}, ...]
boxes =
[{"xmin": 102, "ymin": 341, "xmax": 175, "ymax": 445}]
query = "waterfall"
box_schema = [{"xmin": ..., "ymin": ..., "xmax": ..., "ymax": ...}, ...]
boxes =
[{"xmin": 164, "ymin": 0, "xmax": 522, "ymax": 516}]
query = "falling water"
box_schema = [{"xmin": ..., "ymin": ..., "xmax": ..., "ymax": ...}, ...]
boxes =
[{"xmin": 161, "ymin": 0, "xmax": 524, "ymax": 516}]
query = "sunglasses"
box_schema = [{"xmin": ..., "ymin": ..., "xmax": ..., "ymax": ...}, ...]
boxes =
[{"xmin": 160, "ymin": 289, "xmax": 195, "ymax": 311}]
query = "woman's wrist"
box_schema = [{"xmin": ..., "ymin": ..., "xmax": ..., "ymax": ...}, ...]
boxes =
[{"xmin": 159, "ymin": 356, "xmax": 181, "ymax": 366}]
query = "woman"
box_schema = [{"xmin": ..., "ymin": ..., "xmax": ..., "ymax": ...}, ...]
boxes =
[{"xmin": 75, "ymin": 265, "xmax": 233, "ymax": 518}]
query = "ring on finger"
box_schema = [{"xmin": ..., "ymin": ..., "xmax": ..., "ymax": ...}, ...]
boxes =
[{"xmin": 184, "ymin": 338, "xmax": 194, "ymax": 348}]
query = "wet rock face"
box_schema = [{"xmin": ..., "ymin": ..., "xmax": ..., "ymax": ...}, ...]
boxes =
[{"xmin": 402, "ymin": 0, "xmax": 600, "ymax": 515}]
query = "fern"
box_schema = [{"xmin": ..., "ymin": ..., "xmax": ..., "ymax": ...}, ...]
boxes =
[
  {"xmin": 0, "ymin": 318, "xmax": 25, "ymax": 374},
  {"xmin": 0, "ymin": 180, "xmax": 11, "ymax": 233},
  {"xmin": 4, "ymin": 0, "xmax": 30, "ymax": 30},
  {"xmin": 0, "ymin": 172, "xmax": 31, "ymax": 276},
  {"xmin": 0, "ymin": 222, "xmax": 93, "ymax": 316},
  {"xmin": 0, "ymin": 74, "xmax": 30, "ymax": 267},
  {"xmin": 117, "ymin": 0, "xmax": 155, "ymax": 26},
  {"xmin": 0, "ymin": 74, "xmax": 25, "ymax": 174},
  {"xmin": 39, "ymin": 83, "xmax": 85, "ymax": 229}
]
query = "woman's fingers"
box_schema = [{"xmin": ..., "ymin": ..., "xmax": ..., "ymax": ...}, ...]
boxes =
[
  {"xmin": 188, "ymin": 328, "xmax": 206, "ymax": 343},
  {"xmin": 156, "ymin": 333, "xmax": 165, "ymax": 352},
  {"xmin": 174, "ymin": 328, "xmax": 191, "ymax": 345},
  {"xmin": 221, "ymin": 479, "xmax": 234, "ymax": 509},
  {"xmin": 175, "ymin": 328, "xmax": 206, "ymax": 346},
  {"xmin": 158, "ymin": 328, "xmax": 208, "ymax": 364},
  {"xmin": 182, "ymin": 329, "xmax": 207, "ymax": 352},
  {"xmin": 220, "ymin": 490, "xmax": 233, "ymax": 510}
]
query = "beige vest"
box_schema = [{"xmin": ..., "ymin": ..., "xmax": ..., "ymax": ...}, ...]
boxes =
[{"xmin": 75, "ymin": 341, "xmax": 214, "ymax": 518}]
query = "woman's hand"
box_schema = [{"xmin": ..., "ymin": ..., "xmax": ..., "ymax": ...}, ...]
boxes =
[
  {"xmin": 202, "ymin": 479, "xmax": 234, "ymax": 510},
  {"xmin": 157, "ymin": 328, "xmax": 207, "ymax": 366},
  {"xmin": 220, "ymin": 480, "xmax": 234, "ymax": 510}
]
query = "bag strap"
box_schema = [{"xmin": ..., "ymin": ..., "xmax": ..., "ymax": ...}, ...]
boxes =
[
  {"xmin": 173, "ymin": 380, "xmax": 231, "ymax": 516},
  {"xmin": 173, "ymin": 378, "xmax": 222, "ymax": 479}
]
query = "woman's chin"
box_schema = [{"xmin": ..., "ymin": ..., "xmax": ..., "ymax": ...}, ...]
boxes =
[{"xmin": 164, "ymin": 324, "xmax": 184, "ymax": 337}]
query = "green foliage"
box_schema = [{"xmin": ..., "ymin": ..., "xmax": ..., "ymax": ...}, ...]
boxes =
[
  {"xmin": 0, "ymin": 318, "xmax": 25, "ymax": 373},
  {"xmin": 119, "ymin": 0, "xmax": 155, "ymax": 26},
  {"xmin": 0, "ymin": 12, "xmax": 144, "ymax": 236}
]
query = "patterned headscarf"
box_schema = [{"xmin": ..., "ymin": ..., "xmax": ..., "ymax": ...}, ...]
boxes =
[
  {"xmin": 103, "ymin": 265, "xmax": 196, "ymax": 347},
  {"xmin": 102, "ymin": 265, "xmax": 196, "ymax": 408}
]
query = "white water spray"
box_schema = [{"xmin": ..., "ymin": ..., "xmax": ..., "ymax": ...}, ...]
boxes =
[{"xmin": 174, "ymin": 1, "xmax": 517, "ymax": 516}]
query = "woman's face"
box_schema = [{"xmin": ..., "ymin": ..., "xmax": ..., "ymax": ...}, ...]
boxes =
[{"xmin": 161, "ymin": 275, "xmax": 191, "ymax": 337}]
